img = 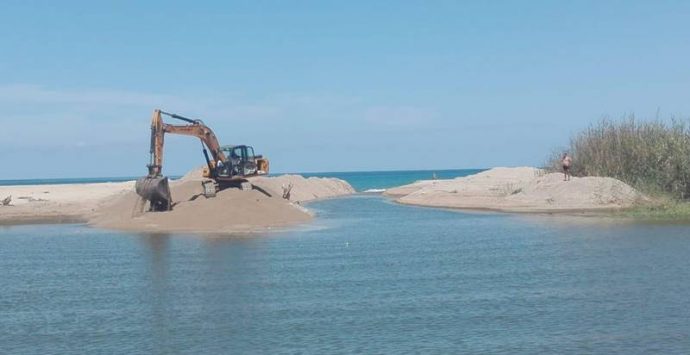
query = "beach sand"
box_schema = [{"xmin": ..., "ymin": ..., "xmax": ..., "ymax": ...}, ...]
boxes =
[
  {"xmin": 385, "ymin": 167, "xmax": 645, "ymax": 213},
  {"xmin": 0, "ymin": 173, "xmax": 355, "ymax": 233},
  {"xmin": 0, "ymin": 182, "xmax": 135, "ymax": 224}
]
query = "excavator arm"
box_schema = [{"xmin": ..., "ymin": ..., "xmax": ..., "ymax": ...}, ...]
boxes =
[
  {"xmin": 137, "ymin": 109, "xmax": 228, "ymax": 211},
  {"xmin": 146, "ymin": 109, "xmax": 227, "ymax": 178}
]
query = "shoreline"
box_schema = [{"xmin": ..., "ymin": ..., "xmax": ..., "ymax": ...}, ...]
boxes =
[
  {"xmin": 0, "ymin": 214, "xmax": 88, "ymax": 226},
  {"xmin": 392, "ymin": 198, "xmax": 631, "ymax": 216},
  {"xmin": 3, "ymin": 167, "xmax": 676, "ymax": 229},
  {"xmin": 0, "ymin": 193, "xmax": 634, "ymax": 228}
]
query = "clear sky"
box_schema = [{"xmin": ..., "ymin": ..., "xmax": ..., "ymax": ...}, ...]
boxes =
[{"xmin": 1, "ymin": 1, "xmax": 689, "ymax": 179}]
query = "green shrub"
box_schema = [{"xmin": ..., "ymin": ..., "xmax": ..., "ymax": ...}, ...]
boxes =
[{"xmin": 548, "ymin": 116, "xmax": 690, "ymax": 199}]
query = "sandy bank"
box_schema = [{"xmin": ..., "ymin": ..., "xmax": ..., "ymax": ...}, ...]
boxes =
[
  {"xmin": 0, "ymin": 173, "xmax": 354, "ymax": 233},
  {"xmin": 384, "ymin": 167, "xmax": 645, "ymax": 213}
]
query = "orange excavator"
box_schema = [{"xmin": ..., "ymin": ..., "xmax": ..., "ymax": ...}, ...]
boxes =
[{"xmin": 135, "ymin": 109, "xmax": 269, "ymax": 211}]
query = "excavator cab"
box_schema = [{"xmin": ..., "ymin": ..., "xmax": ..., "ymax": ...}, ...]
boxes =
[
  {"xmin": 220, "ymin": 145, "xmax": 259, "ymax": 177},
  {"xmin": 202, "ymin": 145, "xmax": 270, "ymax": 180}
]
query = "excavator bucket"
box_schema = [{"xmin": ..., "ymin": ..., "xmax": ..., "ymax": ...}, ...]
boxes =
[{"xmin": 135, "ymin": 177, "xmax": 172, "ymax": 211}]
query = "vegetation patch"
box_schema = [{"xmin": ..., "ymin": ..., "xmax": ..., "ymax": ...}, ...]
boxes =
[{"xmin": 548, "ymin": 116, "xmax": 690, "ymax": 219}]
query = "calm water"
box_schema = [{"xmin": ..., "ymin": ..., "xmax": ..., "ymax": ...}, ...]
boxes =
[{"xmin": 2, "ymin": 171, "xmax": 690, "ymax": 354}]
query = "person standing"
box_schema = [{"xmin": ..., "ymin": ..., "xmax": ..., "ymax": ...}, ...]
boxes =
[{"xmin": 561, "ymin": 153, "xmax": 572, "ymax": 181}]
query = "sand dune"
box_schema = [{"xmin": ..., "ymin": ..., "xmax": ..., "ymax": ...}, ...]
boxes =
[{"xmin": 385, "ymin": 167, "xmax": 645, "ymax": 213}]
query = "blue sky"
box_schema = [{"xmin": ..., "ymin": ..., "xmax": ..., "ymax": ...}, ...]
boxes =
[{"xmin": 1, "ymin": 1, "xmax": 689, "ymax": 179}]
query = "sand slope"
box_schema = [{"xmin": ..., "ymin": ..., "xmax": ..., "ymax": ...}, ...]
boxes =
[{"xmin": 385, "ymin": 167, "xmax": 644, "ymax": 213}]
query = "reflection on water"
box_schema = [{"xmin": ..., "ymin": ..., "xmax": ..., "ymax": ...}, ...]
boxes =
[
  {"xmin": 140, "ymin": 234, "xmax": 170, "ymax": 353},
  {"xmin": 2, "ymin": 196, "xmax": 690, "ymax": 353}
]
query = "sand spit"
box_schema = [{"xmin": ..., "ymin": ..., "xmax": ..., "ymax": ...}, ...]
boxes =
[
  {"xmin": 384, "ymin": 167, "xmax": 645, "ymax": 213},
  {"xmin": 0, "ymin": 182, "xmax": 135, "ymax": 224},
  {"xmin": 0, "ymin": 174, "xmax": 354, "ymax": 233}
]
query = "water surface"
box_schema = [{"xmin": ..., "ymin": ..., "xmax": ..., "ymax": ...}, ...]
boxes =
[{"xmin": 2, "ymin": 194, "xmax": 690, "ymax": 354}]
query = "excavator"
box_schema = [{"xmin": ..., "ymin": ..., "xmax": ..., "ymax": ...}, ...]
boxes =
[{"xmin": 135, "ymin": 109, "xmax": 269, "ymax": 211}]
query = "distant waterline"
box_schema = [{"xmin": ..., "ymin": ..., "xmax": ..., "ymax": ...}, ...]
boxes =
[{"xmin": 0, "ymin": 169, "xmax": 485, "ymax": 192}]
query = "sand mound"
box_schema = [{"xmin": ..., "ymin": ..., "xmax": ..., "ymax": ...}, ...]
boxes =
[
  {"xmin": 89, "ymin": 174, "xmax": 354, "ymax": 233},
  {"xmin": 89, "ymin": 180, "xmax": 311, "ymax": 233},
  {"xmin": 386, "ymin": 167, "xmax": 644, "ymax": 213}
]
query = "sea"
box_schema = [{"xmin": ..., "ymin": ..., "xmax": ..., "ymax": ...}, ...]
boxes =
[{"xmin": 2, "ymin": 169, "xmax": 690, "ymax": 354}]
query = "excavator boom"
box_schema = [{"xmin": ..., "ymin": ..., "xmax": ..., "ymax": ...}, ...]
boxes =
[{"xmin": 146, "ymin": 110, "xmax": 226, "ymax": 178}]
